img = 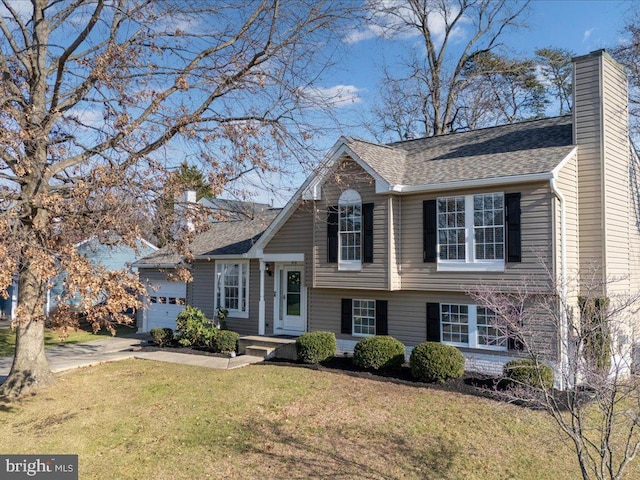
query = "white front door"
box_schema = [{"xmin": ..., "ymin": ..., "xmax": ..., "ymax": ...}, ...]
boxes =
[{"xmin": 275, "ymin": 266, "xmax": 306, "ymax": 334}]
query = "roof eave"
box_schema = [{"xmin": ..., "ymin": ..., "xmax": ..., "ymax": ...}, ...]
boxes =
[
  {"xmin": 390, "ymin": 172, "xmax": 555, "ymax": 194},
  {"xmin": 193, "ymin": 253, "xmax": 251, "ymax": 261},
  {"xmin": 135, "ymin": 262, "xmax": 186, "ymax": 269}
]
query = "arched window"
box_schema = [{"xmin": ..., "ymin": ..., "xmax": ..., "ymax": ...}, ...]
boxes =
[{"xmin": 339, "ymin": 189, "xmax": 362, "ymax": 266}]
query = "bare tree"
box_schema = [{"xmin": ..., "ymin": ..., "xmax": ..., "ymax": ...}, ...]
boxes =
[
  {"xmin": 366, "ymin": 0, "xmax": 530, "ymax": 141},
  {"xmin": 0, "ymin": 0, "xmax": 358, "ymax": 398},
  {"xmin": 613, "ymin": 14, "xmax": 640, "ymax": 138},
  {"xmin": 470, "ymin": 273, "xmax": 640, "ymax": 480}
]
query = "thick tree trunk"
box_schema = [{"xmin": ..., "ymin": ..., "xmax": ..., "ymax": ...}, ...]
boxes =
[{"xmin": 0, "ymin": 263, "xmax": 53, "ymax": 398}]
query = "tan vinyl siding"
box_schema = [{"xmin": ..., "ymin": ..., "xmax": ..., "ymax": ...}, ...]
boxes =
[
  {"xmin": 399, "ymin": 183, "xmax": 553, "ymax": 292},
  {"xmin": 308, "ymin": 288, "xmax": 557, "ymax": 359},
  {"xmin": 630, "ymin": 151, "xmax": 640, "ymax": 294},
  {"xmin": 555, "ymin": 153, "xmax": 580, "ymax": 292},
  {"xmin": 574, "ymin": 53, "xmax": 606, "ymax": 288},
  {"xmin": 573, "ymin": 51, "xmax": 632, "ymax": 296},
  {"xmin": 264, "ymin": 203, "xmax": 314, "ymax": 288},
  {"xmin": 314, "ymin": 159, "xmax": 389, "ymax": 290},
  {"xmin": 602, "ymin": 55, "xmax": 631, "ymax": 294}
]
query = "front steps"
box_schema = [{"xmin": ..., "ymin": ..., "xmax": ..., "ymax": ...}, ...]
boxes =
[{"xmin": 238, "ymin": 336, "xmax": 297, "ymax": 361}]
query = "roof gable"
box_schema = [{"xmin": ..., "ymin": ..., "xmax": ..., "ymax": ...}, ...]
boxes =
[{"xmin": 251, "ymin": 115, "xmax": 576, "ymax": 256}]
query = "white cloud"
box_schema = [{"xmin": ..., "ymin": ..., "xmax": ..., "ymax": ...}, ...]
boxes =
[
  {"xmin": 583, "ymin": 28, "xmax": 596, "ymax": 42},
  {"xmin": 344, "ymin": 0, "xmax": 462, "ymax": 47},
  {"xmin": 301, "ymin": 85, "xmax": 363, "ymax": 107},
  {"xmin": 64, "ymin": 108, "xmax": 105, "ymax": 129}
]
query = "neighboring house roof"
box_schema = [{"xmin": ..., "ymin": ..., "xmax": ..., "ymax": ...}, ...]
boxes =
[
  {"xmin": 135, "ymin": 209, "xmax": 280, "ymax": 267},
  {"xmin": 197, "ymin": 197, "xmax": 272, "ymax": 220},
  {"xmin": 346, "ymin": 115, "xmax": 574, "ymax": 187}
]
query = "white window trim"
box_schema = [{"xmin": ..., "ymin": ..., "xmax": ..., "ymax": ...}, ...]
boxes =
[
  {"xmin": 437, "ymin": 193, "xmax": 505, "ymax": 272},
  {"xmin": 352, "ymin": 298, "xmax": 376, "ymax": 337},
  {"xmin": 338, "ymin": 189, "xmax": 362, "ymax": 272},
  {"xmin": 214, "ymin": 260, "xmax": 250, "ymax": 319},
  {"xmin": 440, "ymin": 304, "xmax": 507, "ymax": 352}
]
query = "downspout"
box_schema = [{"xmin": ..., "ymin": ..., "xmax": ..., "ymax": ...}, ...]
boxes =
[{"xmin": 550, "ymin": 177, "xmax": 568, "ymax": 391}]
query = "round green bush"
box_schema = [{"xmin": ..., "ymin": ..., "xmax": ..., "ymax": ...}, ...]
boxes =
[
  {"xmin": 296, "ymin": 331, "xmax": 336, "ymax": 364},
  {"xmin": 353, "ymin": 336, "xmax": 406, "ymax": 371},
  {"xmin": 409, "ymin": 342, "xmax": 465, "ymax": 382},
  {"xmin": 149, "ymin": 327, "xmax": 173, "ymax": 347},
  {"xmin": 211, "ymin": 329, "xmax": 239, "ymax": 354},
  {"xmin": 176, "ymin": 306, "xmax": 213, "ymax": 347},
  {"xmin": 503, "ymin": 359, "xmax": 554, "ymax": 390}
]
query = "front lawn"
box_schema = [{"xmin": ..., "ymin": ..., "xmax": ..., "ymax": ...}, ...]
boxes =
[
  {"xmin": 0, "ymin": 322, "xmax": 137, "ymax": 357},
  {"xmin": 0, "ymin": 359, "xmax": 626, "ymax": 480}
]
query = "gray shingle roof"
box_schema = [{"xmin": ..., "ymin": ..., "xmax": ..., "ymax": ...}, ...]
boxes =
[
  {"xmin": 135, "ymin": 209, "xmax": 280, "ymax": 267},
  {"xmin": 345, "ymin": 115, "xmax": 574, "ymax": 186}
]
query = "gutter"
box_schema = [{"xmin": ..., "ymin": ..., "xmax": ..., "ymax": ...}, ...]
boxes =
[
  {"xmin": 550, "ymin": 177, "xmax": 568, "ymax": 391},
  {"xmin": 135, "ymin": 263, "xmax": 188, "ymax": 270},
  {"xmin": 390, "ymin": 172, "xmax": 554, "ymax": 194}
]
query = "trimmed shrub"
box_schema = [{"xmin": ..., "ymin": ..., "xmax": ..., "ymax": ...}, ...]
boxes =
[
  {"xmin": 176, "ymin": 306, "xmax": 213, "ymax": 347},
  {"xmin": 410, "ymin": 342, "xmax": 465, "ymax": 382},
  {"xmin": 503, "ymin": 359, "xmax": 554, "ymax": 390},
  {"xmin": 353, "ymin": 336, "xmax": 406, "ymax": 371},
  {"xmin": 296, "ymin": 331, "xmax": 336, "ymax": 364},
  {"xmin": 211, "ymin": 330, "xmax": 239, "ymax": 354},
  {"xmin": 150, "ymin": 327, "xmax": 174, "ymax": 347}
]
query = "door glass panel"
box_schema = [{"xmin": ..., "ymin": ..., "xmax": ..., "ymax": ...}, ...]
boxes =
[{"xmin": 286, "ymin": 271, "xmax": 301, "ymax": 316}]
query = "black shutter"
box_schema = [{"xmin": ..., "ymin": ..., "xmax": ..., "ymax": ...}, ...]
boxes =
[
  {"xmin": 375, "ymin": 300, "xmax": 388, "ymax": 335},
  {"xmin": 426, "ymin": 302, "xmax": 441, "ymax": 342},
  {"xmin": 327, "ymin": 205, "xmax": 339, "ymax": 263},
  {"xmin": 341, "ymin": 298, "xmax": 352, "ymax": 334},
  {"xmin": 362, "ymin": 203, "xmax": 374, "ymax": 263},
  {"xmin": 505, "ymin": 193, "xmax": 521, "ymax": 263},
  {"xmin": 423, "ymin": 200, "xmax": 437, "ymax": 263}
]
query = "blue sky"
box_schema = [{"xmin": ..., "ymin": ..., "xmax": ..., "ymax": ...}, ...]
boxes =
[{"xmin": 254, "ymin": 0, "xmax": 633, "ymax": 207}]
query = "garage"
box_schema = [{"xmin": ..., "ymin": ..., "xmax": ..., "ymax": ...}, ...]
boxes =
[{"xmin": 144, "ymin": 279, "xmax": 186, "ymax": 331}]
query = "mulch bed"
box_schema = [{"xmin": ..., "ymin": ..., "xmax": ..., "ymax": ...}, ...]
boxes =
[{"xmin": 140, "ymin": 343, "xmax": 565, "ymax": 408}]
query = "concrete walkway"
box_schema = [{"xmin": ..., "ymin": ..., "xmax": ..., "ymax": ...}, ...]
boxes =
[{"xmin": 0, "ymin": 335, "xmax": 265, "ymax": 382}]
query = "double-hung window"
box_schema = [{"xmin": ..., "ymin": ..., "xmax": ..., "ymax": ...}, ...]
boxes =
[
  {"xmin": 352, "ymin": 299, "xmax": 375, "ymax": 336},
  {"xmin": 215, "ymin": 262, "xmax": 249, "ymax": 318},
  {"xmin": 440, "ymin": 304, "xmax": 507, "ymax": 351},
  {"xmin": 437, "ymin": 193, "xmax": 505, "ymax": 271},
  {"xmin": 341, "ymin": 298, "xmax": 388, "ymax": 336},
  {"xmin": 339, "ymin": 189, "xmax": 362, "ymax": 270}
]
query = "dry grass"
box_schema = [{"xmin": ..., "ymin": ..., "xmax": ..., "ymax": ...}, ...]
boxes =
[
  {"xmin": 0, "ymin": 360, "xmax": 633, "ymax": 479},
  {"xmin": 0, "ymin": 323, "xmax": 136, "ymax": 357}
]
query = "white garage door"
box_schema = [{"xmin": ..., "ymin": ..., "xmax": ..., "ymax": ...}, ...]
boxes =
[{"xmin": 145, "ymin": 280, "xmax": 186, "ymax": 331}]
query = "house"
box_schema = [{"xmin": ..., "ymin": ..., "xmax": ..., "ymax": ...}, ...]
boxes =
[
  {"xmin": 47, "ymin": 236, "xmax": 158, "ymax": 314},
  {"xmin": 197, "ymin": 197, "xmax": 271, "ymax": 221},
  {"xmin": 1, "ymin": 236, "xmax": 157, "ymax": 321},
  {"xmin": 136, "ymin": 50, "xmax": 640, "ymax": 385},
  {"xmin": 135, "ymin": 209, "xmax": 280, "ymax": 332}
]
